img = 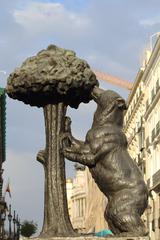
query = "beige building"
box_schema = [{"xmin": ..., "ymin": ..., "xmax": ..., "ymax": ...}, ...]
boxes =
[
  {"xmin": 66, "ymin": 164, "xmax": 107, "ymax": 234},
  {"xmin": 124, "ymin": 35, "xmax": 160, "ymax": 240},
  {"xmin": 69, "ymin": 164, "xmax": 87, "ymax": 233},
  {"xmin": 66, "ymin": 178, "xmax": 73, "ymax": 219},
  {"xmin": 124, "ymin": 68, "xmax": 146, "ymax": 175},
  {"xmin": 143, "ymin": 37, "xmax": 160, "ymax": 240},
  {"xmin": 84, "ymin": 168, "xmax": 107, "ymax": 233}
]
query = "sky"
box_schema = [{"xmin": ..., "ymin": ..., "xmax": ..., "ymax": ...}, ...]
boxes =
[{"xmin": 1, "ymin": 0, "xmax": 160, "ymax": 234}]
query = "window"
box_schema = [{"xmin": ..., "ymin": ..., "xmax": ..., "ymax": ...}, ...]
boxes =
[
  {"xmin": 151, "ymin": 88, "xmax": 155, "ymax": 102},
  {"xmin": 159, "ymin": 194, "xmax": 160, "ymax": 229},
  {"xmin": 138, "ymin": 127, "xmax": 145, "ymax": 151},
  {"xmin": 146, "ymin": 137, "xmax": 150, "ymax": 149},
  {"xmin": 146, "ymin": 99, "xmax": 149, "ymax": 110},
  {"xmin": 156, "ymin": 79, "xmax": 160, "ymax": 93},
  {"xmin": 152, "ymin": 219, "xmax": 155, "ymax": 232},
  {"xmin": 138, "ymin": 155, "xmax": 146, "ymax": 175},
  {"xmin": 151, "ymin": 128, "xmax": 156, "ymax": 142},
  {"xmin": 156, "ymin": 121, "xmax": 160, "ymax": 136}
]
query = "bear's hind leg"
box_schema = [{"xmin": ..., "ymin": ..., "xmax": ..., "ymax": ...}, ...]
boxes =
[
  {"xmin": 105, "ymin": 216, "xmax": 120, "ymax": 235},
  {"xmin": 105, "ymin": 206, "xmax": 148, "ymax": 236},
  {"xmin": 117, "ymin": 213, "xmax": 148, "ymax": 236}
]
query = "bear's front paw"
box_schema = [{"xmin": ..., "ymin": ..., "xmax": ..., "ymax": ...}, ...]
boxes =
[{"xmin": 60, "ymin": 133, "xmax": 72, "ymax": 149}]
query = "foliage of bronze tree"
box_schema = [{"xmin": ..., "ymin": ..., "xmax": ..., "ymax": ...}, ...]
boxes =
[
  {"xmin": 7, "ymin": 45, "xmax": 98, "ymax": 237},
  {"xmin": 21, "ymin": 220, "xmax": 37, "ymax": 238}
]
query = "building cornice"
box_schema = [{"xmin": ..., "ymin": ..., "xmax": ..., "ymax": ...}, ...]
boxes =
[
  {"xmin": 127, "ymin": 69, "xmax": 144, "ymax": 105},
  {"xmin": 124, "ymin": 92, "xmax": 144, "ymax": 132},
  {"xmin": 142, "ymin": 36, "xmax": 160, "ymax": 85},
  {"xmin": 144, "ymin": 88, "xmax": 160, "ymax": 120}
]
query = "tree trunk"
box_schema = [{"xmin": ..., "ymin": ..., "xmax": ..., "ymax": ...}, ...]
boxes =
[{"xmin": 38, "ymin": 103, "xmax": 75, "ymax": 237}]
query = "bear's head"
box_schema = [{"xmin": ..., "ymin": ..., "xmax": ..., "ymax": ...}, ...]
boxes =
[{"xmin": 91, "ymin": 86, "xmax": 127, "ymax": 127}]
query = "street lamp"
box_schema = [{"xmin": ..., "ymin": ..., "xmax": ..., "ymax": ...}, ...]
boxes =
[
  {"xmin": 0, "ymin": 169, "xmax": 4, "ymax": 201},
  {"xmin": 16, "ymin": 215, "xmax": 21, "ymax": 240},
  {"xmin": 8, "ymin": 204, "xmax": 12, "ymax": 239},
  {"xmin": 13, "ymin": 210, "xmax": 16, "ymax": 240},
  {"xmin": 1, "ymin": 211, "xmax": 6, "ymax": 239}
]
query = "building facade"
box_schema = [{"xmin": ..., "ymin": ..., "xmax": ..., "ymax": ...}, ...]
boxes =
[
  {"xmin": 84, "ymin": 167, "xmax": 107, "ymax": 233},
  {"xmin": 66, "ymin": 178, "xmax": 73, "ymax": 220},
  {"xmin": 66, "ymin": 164, "xmax": 107, "ymax": 234},
  {"xmin": 124, "ymin": 36, "xmax": 160, "ymax": 240},
  {"xmin": 68, "ymin": 164, "xmax": 87, "ymax": 233}
]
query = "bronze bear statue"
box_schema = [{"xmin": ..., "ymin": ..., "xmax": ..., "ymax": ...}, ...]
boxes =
[{"xmin": 62, "ymin": 86, "xmax": 148, "ymax": 236}]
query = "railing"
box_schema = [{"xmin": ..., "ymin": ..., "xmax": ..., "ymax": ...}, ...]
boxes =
[
  {"xmin": 0, "ymin": 203, "xmax": 21, "ymax": 240},
  {"xmin": 153, "ymin": 169, "xmax": 160, "ymax": 188}
]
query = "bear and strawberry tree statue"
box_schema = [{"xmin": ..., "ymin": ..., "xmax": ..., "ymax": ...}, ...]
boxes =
[
  {"xmin": 6, "ymin": 44, "xmax": 148, "ymax": 238},
  {"xmin": 6, "ymin": 45, "xmax": 98, "ymax": 237}
]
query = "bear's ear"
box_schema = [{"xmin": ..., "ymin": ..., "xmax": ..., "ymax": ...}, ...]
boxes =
[{"xmin": 116, "ymin": 98, "xmax": 127, "ymax": 110}]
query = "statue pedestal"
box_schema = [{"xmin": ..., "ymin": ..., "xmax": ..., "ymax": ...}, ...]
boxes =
[{"xmin": 29, "ymin": 236, "xmax": 150, "ymax": 240}]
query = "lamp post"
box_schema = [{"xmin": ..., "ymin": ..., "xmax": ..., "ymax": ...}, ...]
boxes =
[
  {"xmin": 8, "ymin": 204, "xmax": 12, "ymax": 239},
  {"xmin": 1, "ymin": 211, "xmax": 6, "ymax": 239},
  {"xmin": 13, "ymin": 210, "xmax": 16, "ymax": 240},
  {"xmin": 16, "ymin": 215, "xmax": 21, "ymax": 240},
  {"xmin": 0, "ymin": 169, "xmax": 4, "ymax": 201}
]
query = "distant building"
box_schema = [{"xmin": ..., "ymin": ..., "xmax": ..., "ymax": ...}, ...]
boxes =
[
  {"xmin": 124, "ymin": 35, "xmax": 160, "ymax": 240},
  {"xmin": 123, "ymin": 67, "xmax": 146, "ymax": 177},
  {"xmin": 84, "ymin": 167, "xmax": 108, "ymax": 233},
  {"xmin": 143, "ymin": 36, "xmax": 160, "ymax": 240},
  {"xmin": 69, "ymin": 164, "xmax": 86, "ymax": 233},
  {"xmin": 66, "ymin": 164, "xmax": 108, "ymax": 234},
  {"xmin": 66, "ymin": 178, "xmax": 73, "ymax": 220}
]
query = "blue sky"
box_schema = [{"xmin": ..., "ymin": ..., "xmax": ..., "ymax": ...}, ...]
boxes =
[{"xmin": 1, "ymin": 0, "xmax": 160, "ymax": 234}]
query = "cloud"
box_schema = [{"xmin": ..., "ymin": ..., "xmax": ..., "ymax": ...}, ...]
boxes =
[
  {"xmin": 13, "ymin": 2, "xmax": 90, "ymax": 36},
  {"xmin": 3, "ymin": 149, "xmax": 44, "ymax": 231},
  {"xmin": 140, "ymin": 16, "xmax": 160, "ymax": 27}
]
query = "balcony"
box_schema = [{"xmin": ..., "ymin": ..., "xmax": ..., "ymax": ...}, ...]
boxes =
[
  {"xmin": 145, "ymin": 87, "xmax": 160, "ymax": 120},
  {"xmin": 156, "ymin": 79, "xmax": 160, "ymax": 93},
  {"xmin": 156, "ymin": 121, "xmax": 160, "ymax": 137},
  {"xmin": 152, "ymin": 169, "xmax": 160, "ymax": 193}
]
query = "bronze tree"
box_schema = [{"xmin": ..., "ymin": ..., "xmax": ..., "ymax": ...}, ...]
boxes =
[{"xmin": 6, "ymin": 45, "xmax": 98, "ymax": 237}]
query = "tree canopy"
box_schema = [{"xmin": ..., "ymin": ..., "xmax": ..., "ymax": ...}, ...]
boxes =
[{"xmin": 7, "ymin": 44, "xmax": 98, "ymax": 108}]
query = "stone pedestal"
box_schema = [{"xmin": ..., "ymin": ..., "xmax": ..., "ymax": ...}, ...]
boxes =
[{"xmin": 28, "ymin": 236, "xmax": 150, "ymax": 240}]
